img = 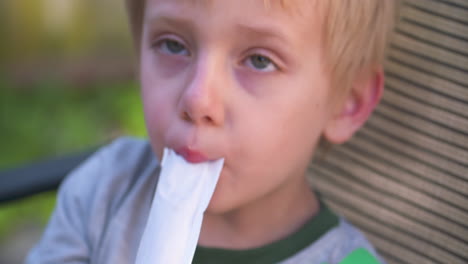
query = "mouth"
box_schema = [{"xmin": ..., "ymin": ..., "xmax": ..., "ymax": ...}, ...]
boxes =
[{"xmin": 174, "ymin": 147, "xmax": 211, "ymax": 163}]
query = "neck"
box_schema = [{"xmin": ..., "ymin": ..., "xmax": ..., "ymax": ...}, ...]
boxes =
[{"xmin": 198, "ymin": 175, "xmax": 319, "ymax": 249}]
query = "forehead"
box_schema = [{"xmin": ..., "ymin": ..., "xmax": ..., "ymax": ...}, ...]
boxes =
[
  {"xmin": 144, "ymin": 0, "xmax": 319, "ymax": 21},
  {"xmin": 151, "ymin": 0, "xmax": 299, "ymax": 11},
  {"xmin": 143, "ymin": 0, "xmax": 322, "ymax": 41}
]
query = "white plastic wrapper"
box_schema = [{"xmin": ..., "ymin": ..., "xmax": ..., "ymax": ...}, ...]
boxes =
[{"xmin": 135, "ymin": 148, "xmax": 224, "ymax": 264}]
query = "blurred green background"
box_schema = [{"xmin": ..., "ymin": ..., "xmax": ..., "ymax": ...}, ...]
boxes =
[{"xmin": 0, "ymin": 0, "xmax": 145, "ymax": 262}]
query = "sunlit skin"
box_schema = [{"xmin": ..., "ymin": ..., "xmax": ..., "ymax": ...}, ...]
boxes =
[{"xmin": 139, "ymin": 0, "xmax": 383, "ymax": 249}]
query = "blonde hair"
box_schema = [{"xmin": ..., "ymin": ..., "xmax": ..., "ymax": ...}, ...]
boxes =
[
  {"xmin": 321, "ymin": 1, "xmax": 398, "ymax": 105},
  {"xmin": 125, "ymin": 0, "xmax": 398, "ymax": 105}
]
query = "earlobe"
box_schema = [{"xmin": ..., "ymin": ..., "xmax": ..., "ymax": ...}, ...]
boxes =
[{"xmin": 324, "ymin": 69, "xmax": 384, "ymax": 144}]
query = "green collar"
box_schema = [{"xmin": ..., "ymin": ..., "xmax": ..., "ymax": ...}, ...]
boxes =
[{"xmin": 193, "ymin": 201, "xmax": 339, "ymax": 264}]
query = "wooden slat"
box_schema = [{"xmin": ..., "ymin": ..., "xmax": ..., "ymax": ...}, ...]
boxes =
[
  {"xmin": 376, "ymin": 104, "xmax": 468, "ymax": 149},
  {"xmin": 388, "ymin": 46, "xmax": 468, "ymax": 87},
  {"xmin": 430, "ymin": 0, "xmax": 468, "ymax": 9},
  {"xmin": 315, "ymin": 164, "xmax": 468, "ymax": 241},
  {"xmin": 405, "ymin": 0, "xmax": 468, "ymax": 22},
  {"xmin": 343, "ymin": 134, "xmax": 468, "ymax": 195},
  {"xmin": 370, "ymin": 114, "xmax": 467, "ymax": 165},
  {"xmin": 331, "ymin": 143, "xmax": 468, "ymax": 212},
  {"xmin": 397, "ymin": 21, "xmax": 468, "ymax": 58},
  {"xmin": 386, "ymin": 61, "xmax": 468, "ymax": 102},
  {"xmin": 381, "ymin": 89, "xmax": 468, "ymax": 135},
  {"xmin": 401, "ymin": 3, "xmax": 468, "ymax": 38},
  {"xmin": 359, "ymin": 127, "xmax": 467, "ymax": 180},
  {"xmin": 315, "ymin": 155, "xmax": 468, "ymax": 228},
  {"xmin": 391, "ymin": 33, "xmax": 468, "ymax": 71},
  {"xmin": 385, "ymin": 74, "xmax": 467, "ymax": 119}
]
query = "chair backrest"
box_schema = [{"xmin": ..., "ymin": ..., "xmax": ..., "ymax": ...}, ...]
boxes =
[
  {"xmin": 308, "ymin": 0, "xmax": 468, "ymax": 263},
  {"xmin": 0, "ymin": 150, "xmax": 96, "ymax": 203}
]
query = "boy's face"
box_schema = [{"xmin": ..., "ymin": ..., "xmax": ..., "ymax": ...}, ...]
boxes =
[{"xmin": 141, "ymin": 0, "xmax": 336, "ymax": 213}]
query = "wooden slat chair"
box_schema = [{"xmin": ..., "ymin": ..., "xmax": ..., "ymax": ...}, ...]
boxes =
[{"xmin": 308, "ymin": 0, "xmax": 468, "ymax": 263}]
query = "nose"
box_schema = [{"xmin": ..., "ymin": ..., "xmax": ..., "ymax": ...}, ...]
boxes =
[{"xmin": 178, "ymin": 58, "xmax": 225, "ymax": 127}]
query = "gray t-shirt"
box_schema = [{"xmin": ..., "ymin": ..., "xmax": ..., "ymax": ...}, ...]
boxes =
[{"xmin": 26, "ymin": 137, "xmax": 384, "ymax": 264}]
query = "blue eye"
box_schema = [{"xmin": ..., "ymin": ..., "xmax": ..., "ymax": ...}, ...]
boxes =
[
  {"xmin": 157, "ymin": 39, "xmax": 190, "ymax": 56},
  {"xmin": 246, "ymin": 54, "xmax": 277, "ymax": 72}
]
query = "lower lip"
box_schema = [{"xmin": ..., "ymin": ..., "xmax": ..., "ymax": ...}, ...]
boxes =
[{"xmin": 175, "ymin": 148, "xmax": 210, "ymax": 163}]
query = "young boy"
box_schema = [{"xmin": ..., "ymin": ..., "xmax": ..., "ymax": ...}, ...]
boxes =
[{"xmin": 27, "ymin": 0, "xmax": 396, "ymax": 263}]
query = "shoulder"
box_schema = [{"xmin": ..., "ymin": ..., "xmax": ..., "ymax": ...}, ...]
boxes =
[
  {"xmin": 57, "ymin": 136, "xmax": 159, "ymax": 237},
  {"xmin": 26, "ymin": 137, "xmax": 159, "ymax": 263},
  {"xmin": 282, "ymin": 218, "xmax": 385, "ymax": 264},
  {"xmin": 60, "ymin": 136, "xmax": 156, "ymax": 197},
  {"xmin": 326, "ymin": 219, "xmax": 385, "ymax": 264}
]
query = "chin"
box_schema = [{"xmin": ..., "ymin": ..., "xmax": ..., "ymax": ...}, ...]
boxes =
[
  {"xmin": 204, "ymin": 205, "xmax": 225, "ymax": 215},
  {"xmin": 205, "ymin": 196, "xmax": 230, "ymax": 215},
  {"xmin": 204, "ymin": 189, "xmax": 238, "ymax": 215}
]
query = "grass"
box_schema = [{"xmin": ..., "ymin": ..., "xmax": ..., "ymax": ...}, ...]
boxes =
[{"xmin": 0, "ymin": 76, "xmax": 146, "ymax": 241}]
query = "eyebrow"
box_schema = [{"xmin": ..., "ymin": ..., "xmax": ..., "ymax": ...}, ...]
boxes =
[
  {"xmin": 145, "ymin": 15, "xmax": 196, "ymax": 34},
  {"xmin": 234, "ymin": 23, "xmax": 290, "ymax": 47}
]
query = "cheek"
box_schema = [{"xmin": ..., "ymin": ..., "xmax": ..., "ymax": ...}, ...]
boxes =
[
  {"xmin": 140, "ymin": 58, "xmax": 175, "ymax": 158},
  {"xmin": 235, "ymin": 79, "xmax": 329, "ymax": 176},
  {"xmin": 142, "ymin": 95, "xmax": 168, "ymax": 159}
]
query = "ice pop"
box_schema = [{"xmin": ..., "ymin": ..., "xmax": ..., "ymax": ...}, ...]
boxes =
[{"xmin": 135, "ymin": 148, "xmax": 224, "ymax": 264}]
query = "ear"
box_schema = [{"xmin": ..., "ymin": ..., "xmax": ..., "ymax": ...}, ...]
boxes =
[{"xmin": 323, "ymin": 68, "xmax": 384, "ymax": 144}]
